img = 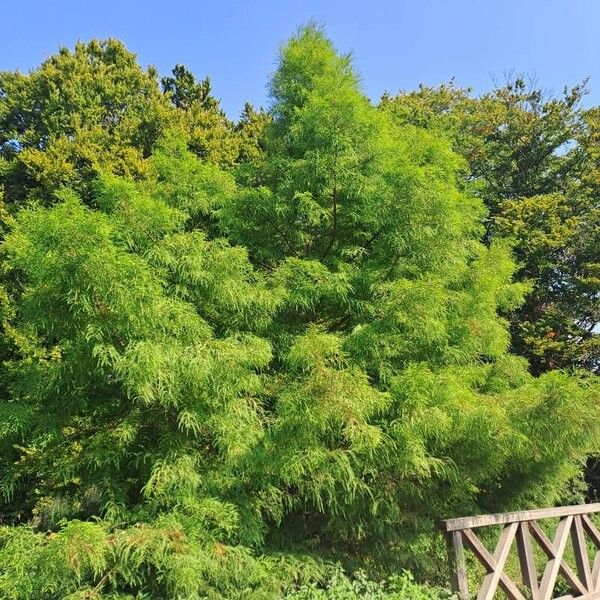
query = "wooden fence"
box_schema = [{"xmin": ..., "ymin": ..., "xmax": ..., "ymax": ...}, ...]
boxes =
[{"xmin": 440, "ymin": 503, "xmax": 600, "ymax": 600}]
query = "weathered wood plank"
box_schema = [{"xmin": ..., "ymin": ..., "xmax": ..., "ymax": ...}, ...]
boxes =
[
  {"xmin": 540, "ymin": 516, "xmax": 573, "ymax": 600},
  {"xmin": 517, "ymin": 521, "xmax": 540, "ymax": 600},
  {"xmin": 462, "ymin": 529, "xmax": 527, "ymax": 600},
  {"xmin": 477, "ymin": 522, "xmax": 519, "ymax": 600},
  {"xmin": 572, "ymin": 515, "xmax": 593, "ymax": 591},
  {"xmin": 447, "ymin": 530, "xmax": 469, "ymax": 600},
  {"xmin": 581, "ymin": 515, "xmax": 600, "ymax": 592},
  {"xmin": 592, "ymin": 552, "xmax": 600, "ymax": 593},
  {"xmin": 530, "ymin": 520, "xmax": 588, "ymax": 596},
  {"xmin": 582, "ymin": 515, "xmax": 600, "ymax": 548},
  {"xmin": 441, "ymin": 503, "xmax": 600, "ymax": 532}
]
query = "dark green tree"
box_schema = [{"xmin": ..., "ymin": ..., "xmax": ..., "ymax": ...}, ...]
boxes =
[
  {"xmin": 161, "ymin": 64, "xmax": 219, "ymax": 111},
  {"xmin": 0, "ymin": 39, "xmax": 173, "ymax": 204},
  {"xmin": 382, "ymin": 78, "xmax": 599, "ymax": 374},
  {"xmin": 235, "ymin": 102, "xmax": 271, "ymax": 165},
  {"xmin": 161, "ymin": 64, "xmax": 241, "ymax": 167}
]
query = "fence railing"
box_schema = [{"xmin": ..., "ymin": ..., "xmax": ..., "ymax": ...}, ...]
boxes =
[{"xmin": 440, "ymin": 503, "xmax": 600, "ymax": 600}]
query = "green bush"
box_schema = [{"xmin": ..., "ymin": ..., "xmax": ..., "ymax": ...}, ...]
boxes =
[{"xmin": 286, "ymin": 569, "xmax": 456, "ymax": 599}]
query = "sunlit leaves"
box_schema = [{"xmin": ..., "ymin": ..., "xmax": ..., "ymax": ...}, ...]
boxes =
[{"xmin": 0, "ymin": 25, "xmax": 598, "ymax": 598}]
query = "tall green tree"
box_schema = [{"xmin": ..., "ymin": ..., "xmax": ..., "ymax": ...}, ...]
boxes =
[
  {"xmin": 0, "ymin": 27, "xmax": 598, "ymax": 598},
  {"xmin": 222, "ymin": 27, "xmax": 599, "ymax": 570}
]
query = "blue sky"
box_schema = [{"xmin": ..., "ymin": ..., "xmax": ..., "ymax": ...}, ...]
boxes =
[{"xmin": 1, "ymin": 0, "xmax": 598, "ymax": 118}]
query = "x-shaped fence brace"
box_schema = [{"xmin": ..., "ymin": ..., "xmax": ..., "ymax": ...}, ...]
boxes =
[{"xmin": 441, "ymin": 503, "xmax": 600, "ymax": 600}]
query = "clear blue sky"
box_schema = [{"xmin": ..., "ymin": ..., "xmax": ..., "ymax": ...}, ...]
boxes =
[{"xmin": 1, "ymin": 0, "xmax": 598, "ymax": 118}]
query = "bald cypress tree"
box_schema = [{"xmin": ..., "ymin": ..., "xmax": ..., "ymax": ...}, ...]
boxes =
[
  {"xmin": 0, "ymin": 26, "xmax": 598, "ymax": 598},
  {"xmin": 223, "ymin": 25, "xmax": 600, "ymax": 571}
]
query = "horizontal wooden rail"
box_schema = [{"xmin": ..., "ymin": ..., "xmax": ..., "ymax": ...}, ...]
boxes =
[
  {"xmin": 441, "ymin": 504, "xmax": 600, "ymax": 600},
  {"xmin": 442, "ymin": 504, "xmax": 600, "ymax": 533}
]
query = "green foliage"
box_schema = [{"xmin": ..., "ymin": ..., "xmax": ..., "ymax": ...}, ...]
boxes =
[
  {"xmin": 0, "ymin": 39, "xmax": 171, "ymax": 203},
  {"xmin": 0, "ymin": 25, "xmax": 598, "ymax": 599},
  {"xmin": 0, "ymin": 42, "xmax": 257, "ymax": 210},
  {"xmin": 0, "ymin": 525, "xmax": 450, "ymax": 600},
  {"xmin": 382, "ymin": 77, "xmax": 599, "ymax": 374},
  {"xmin": 161, "ymin": 64, "xmax": 243, "ymax": 167},
  {"xmin": 286, "ymin": 569, "xmax": 455, "ymax": 599},
  {"xmin": 162, "ymin": 65, "xmax": 219, "ymax": 112}
]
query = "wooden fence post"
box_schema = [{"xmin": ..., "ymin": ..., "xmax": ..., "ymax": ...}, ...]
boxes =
[{"xmin": 446, "ymin": 529, "xmax": 469, "ymax": 599}]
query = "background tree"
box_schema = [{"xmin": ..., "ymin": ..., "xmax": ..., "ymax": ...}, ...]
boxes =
[
  {"xmin": 161, "ymin": 64, "xmax": 241, "ymax": 166},
  {"xmin": 161, "ymin": 64, "xmax": 219, "ymax": 111},
  {"xmin": 0, "ymin": 39, "xmax": 173, "ymax": 204},
  {"xmin": 235, "ymin": 102, "xmax": 271, "ymax": 165},
  {"xmin": 0, "ymin": 45, "xmax": 253, "ymax": 211},
  {"xmin": 382, "ymin": 79, "xmax": 599, "ymax": 374}
]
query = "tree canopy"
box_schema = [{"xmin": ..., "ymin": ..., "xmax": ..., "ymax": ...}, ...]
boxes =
[
  {"xmin": 382, "ymin": 78, "xmax": 599, "ymax": 374},
  {"xmin": 0, "ymin": 25, "xmax": 598, "ymax": 599}
]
